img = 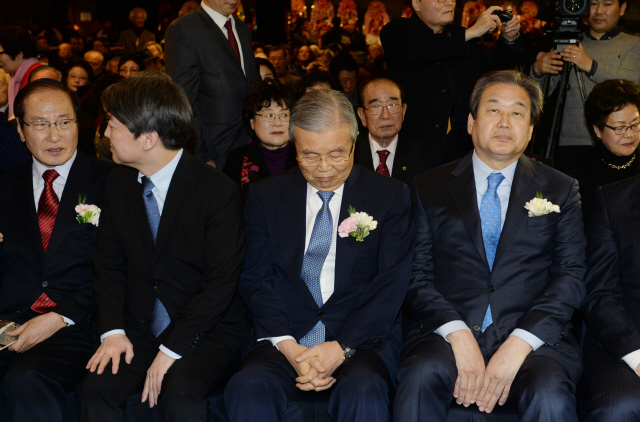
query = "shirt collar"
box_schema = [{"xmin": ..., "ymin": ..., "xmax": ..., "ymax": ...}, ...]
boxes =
[
  {"xmin": 0, "ymin": 104, "xmax": 7, "ymax": 114},
  {"xmin": 472, "ymin": 150, "xmax": 518, "ymax": 186},
  {"xmin": 368, "ymin": 133, "xmax": 398, "ymax": 156},
  {"xmin": 201, "ymin": 2, "xmax": 234, "ymax": 31},
  {"xmin": 137, "ymin": 149, "xmax": 184, "ymax": 195},
  {"xmin": 32, "ymin": 149, "xmax": 77, "ymax": 185},
  {"xmin": 582, "ymin": 23, "xmax": 621, "ymax": 41},
  {"xmin": 307, "ymin": 182, "xmax": 345, "ymax": 201}
]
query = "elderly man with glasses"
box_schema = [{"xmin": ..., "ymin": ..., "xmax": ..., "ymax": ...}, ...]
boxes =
[
  {"xmin": 224, "ymin": 89, "xmax": 415, "ymax": 422},
  {"xmin": 381, "ymin": 0, "xmax": 522, "ymax": 171}
]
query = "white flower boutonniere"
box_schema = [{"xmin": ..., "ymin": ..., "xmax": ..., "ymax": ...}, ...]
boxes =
[
  {"xmin": 337, "ymin": 205, "xmax": 377, "ymax": 242},
  {"xmin": 75, "ymin": 194, "xmax": 101, "ymax": 226},
  {"xmin": 524, "ymin": 192, "xmax": 560, "ymax": 217}
]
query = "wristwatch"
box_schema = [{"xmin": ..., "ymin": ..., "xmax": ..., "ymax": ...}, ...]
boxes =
[{"xmin": 340, "ymin": 343, "xmax": 356, "ymax": 359}]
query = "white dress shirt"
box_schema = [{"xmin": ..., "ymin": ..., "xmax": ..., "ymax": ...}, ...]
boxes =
[
  {"xmin": 266, "ymin": 183, "xmax": 345, "ymax": 347},
  {"xmin": 101, "ymin": 149, "xmax": 184, "ymax": 360},
  {"xmin": 201, "ymin": 2, "xmax": 245, "ymax": 74},
  {"xmin": 369, "ymin": 134, "xmax": 398, "ymax": 176},
  {"xmin": 0, "ymin": 103, "xmax": 7, "ymax": 114},
  {"xmin": 32, "ymin": 151, "xmax": 78, "ymax": 326},
  {"xmin": 435, "ymin": 151, "xmax": 545, "ymax": 351}
]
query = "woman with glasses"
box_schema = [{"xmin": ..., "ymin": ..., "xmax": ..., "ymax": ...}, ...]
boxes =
[
  {"xmin": 223, "ymin": 79, "xmax": 298, "ymax": 205},
  {"xmin": 565, "ymin": 79, "xmax": 640, "ymax": 222}
]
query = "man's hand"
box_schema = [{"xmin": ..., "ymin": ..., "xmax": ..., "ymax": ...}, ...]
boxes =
[
  {"xmin": 448, "ymin": 330, "xmax": 486, "ymax": 407},
  {"xmin": 86, "ymin": 333, "xmax": 134, "ymax": 375},
  {"xmin": 466, "ymin": 6, "xmax": 502, "ymax": 41},
  {"xmin": 277, "ymin": 339, "xmax": 333, "ymax": 391},
  {"xmin": 561, "ymin": 43, "xmax": 593, "ymax": 73},
  {"xmin": 295, "ymin": 341, "xmax": 344, "ymax": 390},
  {"xmin": 206, "ymin": 160, "xmax": 217, "ymax": 168},
  {"xmin": 500, "ymin": 11, "xmax": 521, "ymax": 42},
  {"xmin": 7, "ymin": 312, "xmax": 67, "ymax": 353},
  {"xmin": 533, "ymin": 50, "xmax": 564, "ymax": 75},
  {"xmin": 142, "ymin": 350, "xmax": 176, "ymax": 408},
  {"xmin": 476, "ymin": 335, "xmax": 532, "ymax": 413}
]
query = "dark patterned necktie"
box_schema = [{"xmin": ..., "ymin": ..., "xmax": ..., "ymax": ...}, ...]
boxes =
[
  {"xmin": 38, "ymin": 169, "xmax": 60, "ymax": 253},
  {"xmin": 224, "ymin": 19, "xmax": 241, "ymax": 63},
  {"xmin": 376, "ymin": 150, "xmax": 390, "ymax": 176}
]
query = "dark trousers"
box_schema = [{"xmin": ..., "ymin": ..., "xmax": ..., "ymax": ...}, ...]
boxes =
[
  {"xmin": 78, "ymin": 329, "xmax": 241, "ymax": 422},
  {"xmin": 583, "ymin": 340, "xmax": 640, "ymax": 422},
  {"xmin": 224, "ymin": 342, "xmax": 392, "ymax": 422},
  {"xmin": 394, "ymin": 333, "xmax": 579, "ymax": 422},
  {"xmin": 0, "ymin": 324, "xmax": 94, "ymax": 422}
]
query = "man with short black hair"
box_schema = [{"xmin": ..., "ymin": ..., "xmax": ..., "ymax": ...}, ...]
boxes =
[
  {"xmin": 329, "ymin": 54, "xmax": 359, "ymax": 105},
  {"xmin": 78, "ymin": 74, "xmax": 248, "ymax": 422}
]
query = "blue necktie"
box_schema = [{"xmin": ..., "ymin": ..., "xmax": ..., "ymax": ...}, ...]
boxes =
[
  {"xmin": 479, "ymin": 172, "xmax": 505, "ymax": 333},
  {"xmin": 299, "ymin": 191, "xmax": 334, "ymax": 347},
  {"xmin": 141, "ymin": 176, "xmax": 171, "ymax": 337}
]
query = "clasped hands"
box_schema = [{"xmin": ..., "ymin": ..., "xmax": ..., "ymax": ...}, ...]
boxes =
[
  {"xmin": 277, "ymin": 339, "xmax": 344, "ymax": 392},
  {"xmin": 447, "ymin": 330, "xmax": 532, "ymax": 413}
]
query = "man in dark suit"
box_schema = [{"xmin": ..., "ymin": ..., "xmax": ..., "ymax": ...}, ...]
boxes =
[
  {"xmin": 225, "ymin": 89, "xmax": 415, "ymax": 422},
  {"xmin": 78, "ymin": 75, "xmax": 249, "ymax": 422},
  {"xmin": 165, "ymin": 0, "xmax": 259, "ymax": 169},
  {"xmin": 355, "ymin": 77, "xmax": 431, "ymax": 185},
  {"xmin": 395, "ymin": 70, "xmax": 587, "ymax": 422},
  {"xmin": 581, "ymin": 175, "xmax": 640, "ymax": 421},
  {"xmin": 0, "ymin": 79, "xmax": 112, "ymax": 422},
  {"xmin": 380, "ymin": 0, "xmax": 522, "ymax": 169}
]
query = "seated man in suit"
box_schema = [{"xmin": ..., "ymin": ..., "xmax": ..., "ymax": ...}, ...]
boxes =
[
  {"xmin": 355, "ymin": 77, "xmax": 430, "ymax": 185},
  {"xmin": 0, "ymin": 79, "xmax": 112, "ymax": 422},
  {"xmin": 395, "ymin": 70, "xmax": 587, "ymax": 422},
  {"xmin": 582, "ymin": 175, "xmax": 640, "ymax": 421},
  {"xmin": 78, "ymin": 74, "xmax": 249, "ymax": 422},
  {"xmin": 224, "ymin": 89, "xmax": 415, "ymax": 422}
]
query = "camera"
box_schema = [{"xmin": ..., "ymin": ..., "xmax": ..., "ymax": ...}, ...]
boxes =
[
  {"xmin": 537, "ymin": 0, "xmax": 588, "ymax": 21},
  {"xmin": 492, "ymin": 9, "xmax": 513, "ymax": 23}
]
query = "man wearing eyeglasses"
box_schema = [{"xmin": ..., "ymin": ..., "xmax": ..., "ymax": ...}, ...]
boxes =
[
  {"xmin": 355, "ymin": 77, "xmax": 432, "ymax": 185},
  {"xmin": 381, "ymin": 0, "xmax": 521, "ymax": 170},
  {"xmin": 225, "ymin": 89, "xmax": 415, "ymax": 422},
  {"xmin": 0, "ymin": 79, "xmax": 112, "ymax": 422}
]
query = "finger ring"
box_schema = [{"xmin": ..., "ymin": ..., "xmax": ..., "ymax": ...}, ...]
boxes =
[{"xmin": 573, "ymin": 55, "xmax": 576, "ymax": 58}]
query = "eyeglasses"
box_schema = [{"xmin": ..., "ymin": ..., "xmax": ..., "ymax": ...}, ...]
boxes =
[
  {"xmin": 362, "ymin": 103, "xmax": 403, "ymax": 115},
  {"xmin": 436, "ymin": 0, "xmax": 455, "ymax": 3},
  {"xmin": 297, "ymin": 144, "xmax": 354, "ymax": 165},
  {"xmin": 24, "ymin": 118, "xmax": 77, "ymax": 132},
  {"xmin": 255, "ymin": 112, "xmax": 290, "ymax": 122},
  {"xmin": 604, "ymin": 123, "xmax": 640, "ymax": 135}
]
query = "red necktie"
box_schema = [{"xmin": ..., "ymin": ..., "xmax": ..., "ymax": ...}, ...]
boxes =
[
  {"xmin": 224, "ymin": 19, "xmax": 241, "ymax": 63},
  {"xmin": 376, "ymin": 150, "xmax": 390, "ymax": 177},
  {"xmin": 38, "ymin": 169, "xmax": 60, "ymax": 253}
]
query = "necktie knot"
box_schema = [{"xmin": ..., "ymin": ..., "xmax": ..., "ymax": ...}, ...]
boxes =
[
  {"xmin": 224, "ymin": 19, "xmax": 233, "ymax": 32},
  {"xmin": 43, "ymin": 169, "xmax": 59, "ymax": 185},
  {"xmin": 317, "ymin": 190, "xmax": 335, "ymax": 207},
  {"xmin": 377, "ymin": 149, "xmax": 390, "ymax": 164},
  {"xmin": 141, "ymin": 176, "xmax": 155, "ymax": 195},
  {"xmin": 487, "ymin": 172, "xmax": 505, "ymax": 192}
]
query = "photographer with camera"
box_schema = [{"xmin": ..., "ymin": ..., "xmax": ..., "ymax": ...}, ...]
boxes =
[
  {"xmin": 381, "ymin": 0, "xmax": 521, "ymax": 170},
  {"xmin": 531, "ymin": 0, "xmax": 640, "ymax": 170}
]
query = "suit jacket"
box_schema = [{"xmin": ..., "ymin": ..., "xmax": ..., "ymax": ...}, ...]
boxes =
[
  {"xmin": 405, "ymin": 153, "xmax": 586, "ymax": 380},
  {"xmin": 240, "ymin": 165, "xmax": 415, "ymax": 376},
  {"xmin": 165, "ymin": 7, "xmax": 259, "ymax": 162},
  {"xmin": 0, "ymin": 151, "xmax": 112, "ymax": 325},
  {"xmin": 582, "ymin": 175, "xmax": 640, "ymax": 361},
  {"xmin": 91, "ymin": 151, "xmax": 247, "ymax": 357},
  {"xmin": 380, "ymin": 15, "xmax": 522, "ymax": 168},
  {"xmin": 353, "ymin": 135, "xmax": 432, "ymax": 186},
  {"xmin": 117, "ymin": 28, "xmax": 156, "ymax": 55}
]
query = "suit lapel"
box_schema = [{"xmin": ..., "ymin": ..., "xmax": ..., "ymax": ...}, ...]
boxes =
[
  {"xmin": 196, "ymin": 7, "xmax": 246, "ymax": 77},
  {"xmin": 448, "ymin": 154, "xmax": 489, "ymax": 267},
  {"xmin": 275, "ymin": 169, "xmax": 318, "ymax": 308},
  {"xmin": 392, "ymin": 135, "xmax": 410, "ymax": 176},
  {"xmin": 326, "ymin": 166, "xmax": 362, "ymax": 306},
  {"xmin": 493, "ymin": 156, "xmax": 537, "ymax": 268},
  {"xmin": 354, "ymin": 137, "xmax": 374, "ymax": 171},
  {"xmin": 12, "ymin": 162, "xmax": 45, "ymax": 264},
  {"xmin": 151, "ymin": 153, "xmax": 193, "ymax": 267}
]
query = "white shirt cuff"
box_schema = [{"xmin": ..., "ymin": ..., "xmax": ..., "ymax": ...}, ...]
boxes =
[
  {"xmin": 510, "ymin": 329, "xmax": 545, "ymax": 351},
  {"xmin": 159, "ymin": 344, "xmax": 182, "ymax": 360},
  {"xmin": 259, "ymin": 335, "xmax": 297, "ymax": 349},
  {"xmin": 435, "ymin": 321, "xmax": 470, "ymax": 343},
  {"xmin": 60, "ymin": 315, "xmax": 75, "ymax": 326},
  {"xmin": 100, "ymin": 329, "xmax": 126, "ymax": 343},
  {"xmin": 622, "ymin": 349, "xmax": 640, "ymax": 377}
]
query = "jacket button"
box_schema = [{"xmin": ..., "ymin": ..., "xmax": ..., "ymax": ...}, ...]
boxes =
[
  {"xmin": 447, "ymin": 33, "xmax": 452, "ymax": 37},
  {"xmin": 473, "ymin": 325, "xmax": 481, "ymax": 332},
  {"xmin": 42, "ymin": 281, "xmax": 48, "ymax": 287},
  {"xmin": 142, "ymin": 319, "xmax": 147, "ymax": 324},
  {"xmin": 318, "ymin": 310, "xmax": 325, "ymax": 317},
  {"xmin": 15, "ymin": 311, "xmax": 20, "ymax": 315},
  {"xmin": 435, "ymin": 123, "xmax": 440, "ymax": 128},
  {"xmin": 153, "ymin": 282, "xmax": 160, "ymax": 289},
  {"xmin": 440, "ymin": 88, "xmax": 447, "ymax": 93},
  {"xmin": 488, "ymin": 285, "xmax": 495, "ymax": 292}
]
